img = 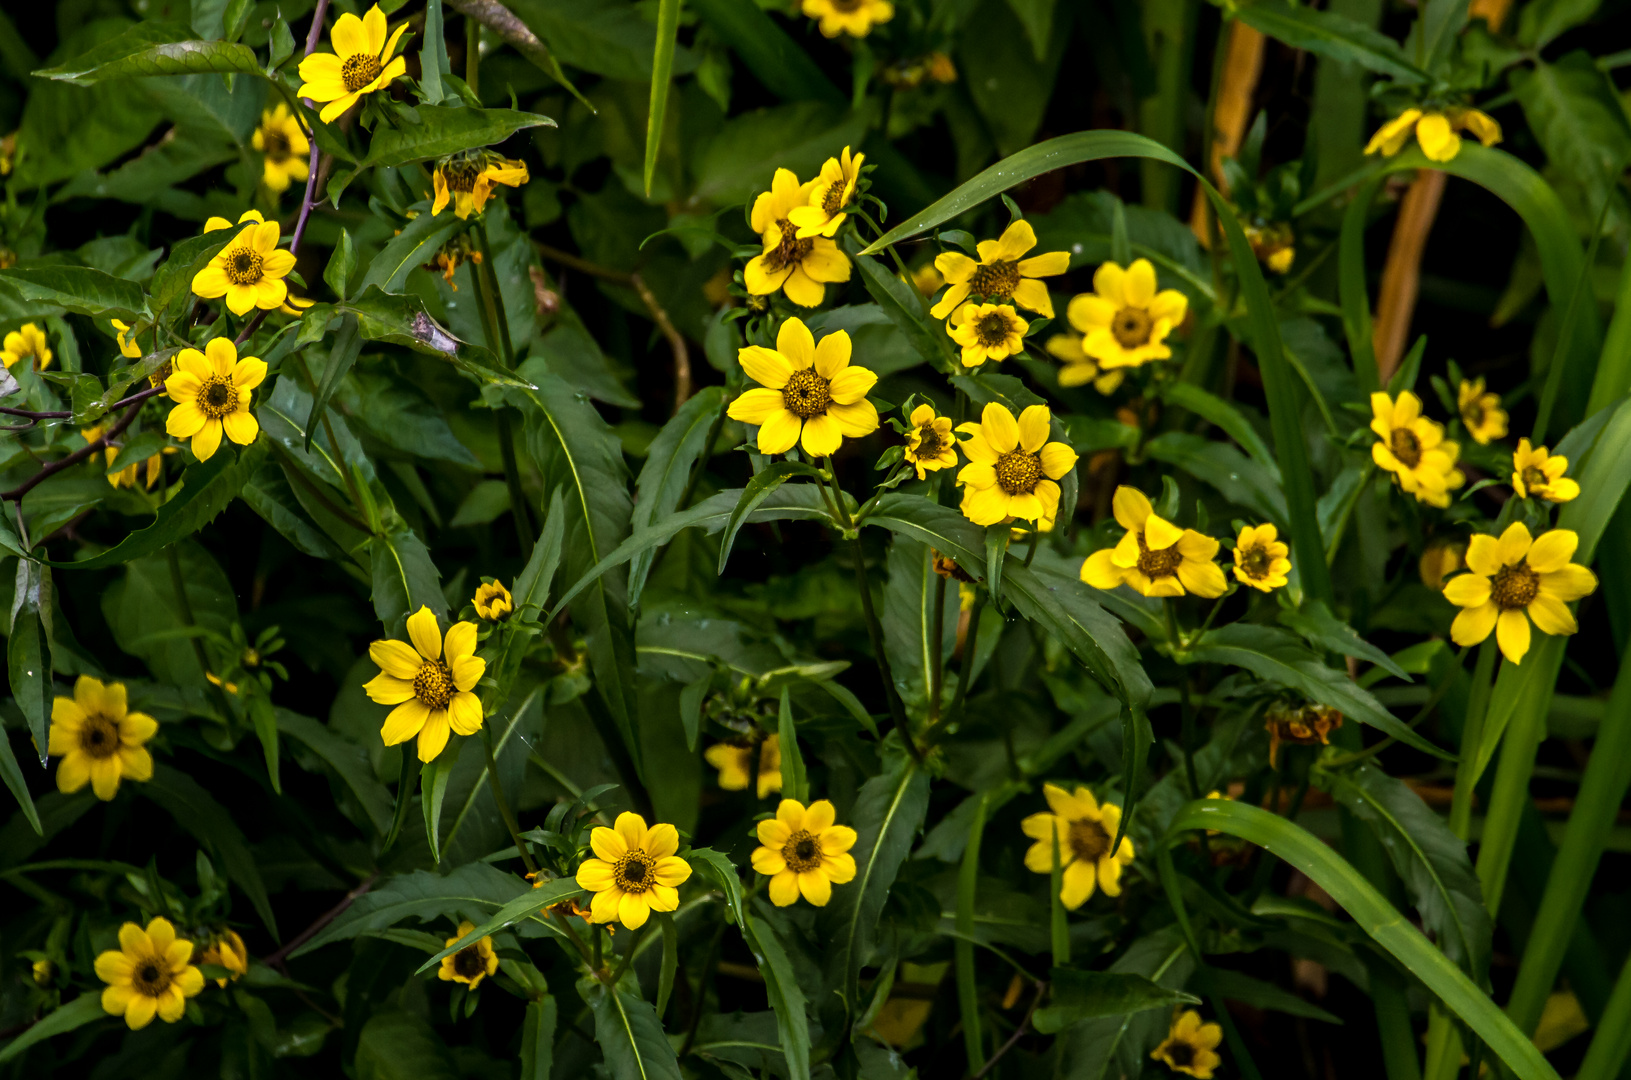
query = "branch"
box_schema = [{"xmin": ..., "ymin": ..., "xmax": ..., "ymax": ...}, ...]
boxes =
[
  {"xmin": 970, "ymin": 978, "xmax": 1046, "ymax": 1080},
  {"xmin": 260, "ymin": 874, "xmax": 376, "ymax": 971},
  {"xmin": 1, "ymin": 389, "xmax": 162, "ymax": 503}
]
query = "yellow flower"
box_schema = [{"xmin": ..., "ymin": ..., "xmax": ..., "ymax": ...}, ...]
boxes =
[
  {"xmin": 1244, "ymin": 221, "xmax": 1296, "ymax": 274},
  {"xmin": 296, "ymin": 4, "xmax": 410, "ymax": 124},
  {"xmin": 955, "ymin": 403, "xmax": 1078, "ymax": 527},
  {"xmin": 198, "ymin": 929, "xmax": 249, "ymax": 989},
  {"xmin": 1021, "ymin": 783, "xmax": 1135, "ymax": 909},
  {"xmin": 902, "ymin": 403, "xmax": 958, "ymax": 480},
  {"xmin": 48, "ymin": 676, "xmax": 156, "ymax": 801},
  {"xmin": 1369, "ymin": 391, "xmax": 1465, "ymax": 508},
  {"xmin": 1365, "ymin": 106, "xmax": 1501, "ymax": 163},
  {"xmin": 204, "ymin": 209, "xmax": 264, "ymax": 234},
  {"xmin": 1445, "ymin": 522, "xmax": 1597, "ymax": 664},
  {"xmin": 432, "ymin": 151, "xmax": 529, "ymax": 220},
  {"xmin": 1066, "ymin": 259, "xmax": 1188, "ymax": 370},
  {"xmin": 111, "ymin": 319, "xmax": 143, "ymax": 359},
  {"xmin": 192, "ymin": 217, "xmax": 296, "ymax": 316},
  {"xmin": 1232, "ymin": 523, "xmax": 1290, "ymax": 592},
  {"xmin": 1081, "ymin": 486, "xmax": 1226, "ymax": 599},
  {"xmin": 727, "ymin": 317, "xmax": 878, "ymax": 457},
  {"xmin": 473, "ymin": 580, "xmax": 513, "ymax": 621},
  {"xmin": 82, "ymin": 425, "xmax": 163, "ymax": 490},
  {"xmin": 947, "ymin": 302, "xmax": 1027, "ymax": 367},
  {"xmin": 32, "ymin": 959, "xmax": 54, "ymax": 987},
  {"xmin": 95, "ymin": 918, "xmax": 205, "ymax": 1030},
  {"xmin": 1152, "ymin": 1010, "xmax": 1225, "ymax": 1078},
  {"xmin": 1420, "ymin": 539, "xmax": 1466, "ymax": 590},
  {"xmin": 1458, "ymin": 377, "xmax": 1507, "ymax": 445},
  {"xmin": 206, "ymin": 671, "xmax": 239, "ymax": 695},
  {"xmin": 1, "ymin": 322, "xmax": 51, "ymax": 371},
  {"xmin": 364, "ymin": 605, "xmax": 487, "ymax": 761},
  {"xmin": 751, "ymin": 798, "xmax": 858, "ymax": 907},
  {"xmin": 574, "ymin": 811, "xmax": 692, "ymax": 929},
  {"xmin": 705, "ymin": 735, "xmax": 782, "ymax": 798},
  {"xmin": 253, "ymin": 104, "xmax": 310, "ymax": 194},
  {"xmin": 437, "ymin": 922, "xmax": 499, "ymax": 989},
  {"xmin": 163, "ymin": 338, "xmax": 265, "ymax": 462},
  {"xmin": 788, "ymin": 145, "xmax": 863, "ymax": 239},
  {"xmin": 802, "ymin": 0, "xmax": 894, "ymax": 37},
  {"xmin": 1045, "ymin": 331, "xmax": 1126, "ymax": 394},
  {"xmin": 743, "ymin": 168, "xmax": 852, "ymax": 307},
  {"xmin": 930, "ymin": 220, "xmax": 1069, "ymax": 320},
  {"xmin": 1512, "ymin": 438, "xmax": 1579, "ymax": 503}
]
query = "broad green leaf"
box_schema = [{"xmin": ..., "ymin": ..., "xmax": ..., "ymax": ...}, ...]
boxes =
[
  {"xmin": 355, "ymin": 1007, "xmax": 459, "ymax": 1080},
  {"xmin": 628, "ymin": 387, "xmax": 726, "ymax": 605},
  {"xmin": 853, "ymin": 252, "xmax": 956, "ymax": 374},
  {"xmin": 1232, "ymin": 0, "xmax": 1428, "ymax": 83},
  {"xmin": 305, "ymin": 315, "xmax": 362, "ymax": 452},
  {"xmin": 881, "ymin": 536, "xmax": 957, "ymax": 714},
  {"xmin": 355, "ymin": 212, "xmax": 465, "ymax": 295},
  {"xmin": 586, "ymin": 977, "xmax": 684, "ymax": 1080},
  {"xmin": 415, "ymin": 877, "xmax": 585, "ymax": 973},
  {"xmin": 521, "ymin": 997, "xmax": 556, "ymax": 1080},
  {"xmin": 33, "ymin": 20, "xmax": 262, "ymax": 84},
  {"xmin": 1517, "ymin": 0, "xmax": 1604, "ymax": 48},
  {"xmin": 776, "ymin": 689, "xmax": 807, "ymax": 805},
  {"xmin": 0, "ymin": 995, "xmax": 107, "ymax": 1064},
  {"xmin": 420, "ymin": 0, "xmax": 450, "ymax": 105},
  {"xmin": 1053, "ymin": 929, "xmax": 1194, "ymax": 1080},
  {"xmin": 365, "ymin": 106, "xmax": 556, "ymax": 168},
  {"xmin": 293, "ymin": 863, "xmax": 530, "ymax": 956},
  {"xmin": 1143, "ymin": 431, "xmax": 1287, "ymax": 526},
  {"xmin": 1158, "ymin": 381, "xmax": 1279, "ymax": 476},
  {"xmin": 0, "ymin": 266, "xmax": 146, "ymax": 321},
  {"xmin": 718, "ymin": 465, "xmax": 821, "ymax": 574},
  {"xmin": 1031, "ymin": 968, "xmax": 1199, "ymax": 1034},
  {"xmin": 369, "ymin": 524, "xmax": 446, "ymax": 632},
  {"xmin": 1278, "ymin": 600, "xmax": 1410, "ymax": 681},
  {"xmin": 689, "ymin": 846, "xmax": 747, "ymax": 927},
  {"xmin": 1187, "ymin": 967, "xmax": 1342, "ymax": 1024},
  {"xmin": 7, "ymin": 559, "xmax": 54, "ymax": 768},
  {"xmin": 141, "ymin": 765, "xmax": 277, "ymax": 937},
  {"xmin": 150, "ymin": 231, "xmax": 232, "ymax": 318},
  {"xmin": 744, "ymin": 913, "xmax": 812, "ymax": 1080},
  {"xmin": 276, "ymin": 709, "xmax": 393, "ymax": 836}
]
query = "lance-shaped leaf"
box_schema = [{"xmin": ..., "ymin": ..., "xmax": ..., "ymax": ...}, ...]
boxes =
[
  {"xmin": 1032, "ymin": 968, "xmax": 1199, "ymax": 1034},
  {"xmin": 293, "ymin": 863, "xmax": 531, "ymax": 956},
  {"xmin": 356, "ymin": 213, "xmax": 466, "ymax": 296},
  {"xmin": 585, "ymin": 977, "xmax": 684, "ymax": 1080},
  {"xmin": 744, "ymin": 912, "xmax": 812, "ymax": 1080},
  {"xmin": 1231, "ymin": 0, "xmax": 1429, "ymax": 83},
  {"xmin": 365, "ymin": 105, "xmax": 556, "ymax": 168},
  {"xmin": 33, "ymin": 20, "xmax": 263, "ymax": 84},
  {"xmin": 0, "ymin": 995, "xmax": 107, "ymax": 1064},
  {"xmin": 627, "ymin": 387, "xmax": 726, "ymax": 605},
  {"xmin": 276, "ymin": 710, "xmax": 393, "ymax": 836},
  {"xmin": 416, "ymin": 877, "xmax": 585, "ymax": 973},
  {"xmin": 141, "ymin": 766, "xmax": 277, "ymax": 937},
  {"xmin": 7, "ymin": 558, "xmax": 55, "ymax": 772},
  {"xmin": 718, "ymin": 464, "xmax": 822, "ymax": 574},
  {"xmin": 0, "ymin": 266, "xmax": 146, "ymax": 321}
]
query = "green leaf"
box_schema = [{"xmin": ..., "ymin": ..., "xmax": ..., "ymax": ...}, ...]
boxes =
[
  {"xmin": 513, "ymin": 487, "xmax": 567, "ymax": 621},
  {"xmin": 415, "ymin": 877, "xmax": 585, "ymax": 974},
  {"xmin": 325, "ymin": 228, "xmax": 357, "ymax": 301},
  {"xmin": 420, "ymin": 0, "xmax": 450, "ymax": 105},
  {"xmin": 1517, "ymin": 0, "xmax": 1604, "ymax": 48},
  {"xmin": 719, "ymin": 465, "xmax": 821, "ymax": 574},
  {"xmin": 0, "ymin": 266, "xmax": 146, "ymax": 321},
  {"xmin": 853, "ymin": 253, "xmax": 956, "ymax": 374},
  {"xmin": 369, "ymin": 524, "xmax": 446, "ymax": 630},
  {"xmin": 1159, "ymin": 381, "xmax": 1279, "ymax": 475},
  {"xmin": 1231, "ymin": 0, "xmax": 1428, "ymax": 83},
  {"xmin": 294, "ymin": 863, "xmax": 530, "ymax": 957},
  {"xmin": 150, "ymin": 231, "xmax": 232, "ymax": 318},
  {"xmin": 687, "ymin": 0, "xmax": 844, "ymax": 104},
  {"xmin": 776, "ymin": 689, "xmax": 807, "ymax": 805},
  {"xmin": 365, "ymin": 106, "xmax": 555, "ymax": 168},
  {"xmin": 1055, "ymin": 929, "xmax": 1194, "ymax": 1079},
  {"xmin": 688, "ymin": 846, "xmax": 746, "ymax": 926},
  {"xmin": 1172, "ymin": 800, "xmax": 1561, "ymax": 1080},
  {"xmin": 657, "ymin": 914, "xmax": 678, "ymax": 1018},
  {"xmin": 1188, "ymin": 967, "xmax": 1342, "ymax": 1024},
  {"xmin": 1143, "ymin": 431, "xmax": 1286, "ymax": 526},
  {"xmin": 520, "ymin": 996, "xmax": 556, "ymax": 1080},
  {"xmin": 586, "ymin": 977, "xmax": 684, "ymax": 1080},
  {"xmin": 0, "ymin": 712, "xmax": 40, "ymax": 834},
  {"xmin": 355, "ymin": 1007, "xmax": 459, "ymax": 1080},
  {"xmin": 7, "ymin": 559, "xmax": 53, "ymax": 769},
  {"xmin": 880, "ymin": 536, "xmax": 956, "ymax": 714},
  {"xmin": 1031, "ymin": 968, "xmax": 1199, "ymax": 1034},
  {"xmin": 32, "ymin": 20, "xmax": 262, "ymax": 84},
  {"xmin": 0, "ymin": 994, "xmax": 107, "ymax": 1064},
  {"xmin": 305, "ymin": 315, "xmax": 363, "ymax": 453},
  {"xmin": 384, "ymin": 745, "xmax": 420, "ymax": 853},
  {"xmin": 628, "ymin": 387, "xmax": 726, "ymax": 606},
  {"xmin": 420, "ymin": 745, "xmax": 456, "ymax": 864},
  {"xmin": 276, "ymin": 709, "xmax": 393, "ymax": 836},
  {"xmin": 356, "ymin": 212, "xmax": 466, "ymax": 296},
  {"xmin": 1278, "ymin": 600, "xmax": 1410, "ymax": 681},
  {"xmin": 644, "ymin": 0, "xmax": 682, "ymax": 197},
  {"xmin": 743, "ymin": 913, "xmax": 812, "ymax": 1080},
  {"xmin": 141, "ymin": 765, "xmax": 277, "ymax": 938},
  {"xmin": 984, "ymin": 523, "xmax": 1008, "ymax": 608}
]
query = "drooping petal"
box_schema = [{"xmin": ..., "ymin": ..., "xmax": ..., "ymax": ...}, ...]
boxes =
[
  {"xmin": 416, "ymin": 711, "xmax": 451, "ymax": 761},
  {"xmin": 1495, "ymin": 608, "xmax": 1532, "ymax": 664},
  {"xmin": 1112, "ymin": 486, "xmax": 1153, "ymax": 530},
  {"xmin": 756, "ymin": 410, "xmax": 803, "ymax": 455},
  {"xmin": 447, "ymin": 692, "xmax": 483, "ymax": 736},
  {"xmin": 799, "ymin": 413, "xmax": 843, "ymax": 458},
  {"xmin": 1176, "ymin": 558, "xmax": 1228, "ymax": 599},
  {"xmin": 768, "ymin": 869, "xmax": 801, "ymax": 906},
  {"xmin": 798, "ymin": 870, "xmax": 833, "ymax": 906},
  {"xmin": 1450, "ymin": 602, "xmax": 1499, "ymax": 647},
  {"xmin": 381, "ymin": 699, "xmax": 430, "ymax": 746}
]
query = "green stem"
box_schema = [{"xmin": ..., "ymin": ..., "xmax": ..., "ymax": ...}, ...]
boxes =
[
  {"xmin": 591, "ymin": 923, "xmax": 603, "ymax": 971},
  {"xmin": 481, "ymin": 726, "xmax": 537, "ymax": 875},
  {"xmin": 928, "ymin": 574, "xmax": 947, "ymax": 724},
  {"xmin": 606, "ymin": 923, "xmax": 650, "ymax": 986},
  {"xmin": 956, "ymin": 792, "xmax": 991, "ymax": 1073},
  {"xmin": 467, "ymin": 224, "xmax": 535, "ymax": 554},
  {"xmin": 464, "ymin": 16, "xmax": 480, "ymax": 91},
  {"xmin": 939, "ymin": 595, "xmax": 984, "ymax": 734},
  {"xmin": 1449, "ymin": 640, "xmax": 1498, "ymax": 840},
  {"xmin": 473, "ymin": 219, "xmax": 516, "ymax": 366}
]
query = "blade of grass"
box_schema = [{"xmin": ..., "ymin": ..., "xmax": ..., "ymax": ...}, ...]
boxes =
[{"xmin": 643, "ymin": 0, "xmax": 681, "ymax": 197}]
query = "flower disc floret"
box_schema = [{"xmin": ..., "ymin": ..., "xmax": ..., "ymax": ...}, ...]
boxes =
[
  {"xmin": 1081, "ymin": 486, "xmax": 1226, "ymax": 598},
  {"xmin": 955, "ymin": 403, "xmax": 1077, "ymax": 527},
  {"xmin": 575, "ymin": 812, "xmax": 692, "ymax": 928},
  {"xmin": 1444, "ymin": 522, "xmax": 1597, "ymax": 664},
  {"xmin": 728, "ymin": 317, "xmax": 878, "ymax": 457},
  {"xmin": 750, "ymin": 798, "xmax": 858, "ymax": 907},
  {"xmin": 94, "ymin": 917, "xmax": 204, "ymax": 1030},
  {"xmin": 1066, "ymin": 259, "xmax": 1188, "ymax": 369},
  {"xmin": 48, "ymin": 676, "xmax": 156, "ymax": 801},
  {"xmin": 364, "ymin": 606, "xmax": 486, "ymax": 761},
  {"xmin": 432, "ymin": 151, "xmax": 530, "ymax": 220},
  {"xmin": 164, "ymin": 338, "xmax": 265, "ymax": 462},
  {"xmin": 930, "ymin": 219, "xmax": 1069, "ymax": 319},
  {"xmin": 296, "ymin": 5, "xmax": 410, "ymax": 123},
  {"xmin": 1020, "ymin": 783, "xmax": 1135, "ymax": 909}
]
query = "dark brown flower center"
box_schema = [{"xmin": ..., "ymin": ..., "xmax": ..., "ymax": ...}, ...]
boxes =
[
  {"xmin": 975, "ymin": 312, "xmax": 1014, "ymax": 348},
  {"xmin": 830, "ymin": 0, "xmax": 864, "ymax": 9},
  {"xmin": 782, "ymin": 368, "xmax": 832, "ymax": 419},
  {"xmin": 413, "ymin": 661, "xmax": 454, "ymax": 709},
  {"xmin": 820, "ymin": 180, "xmax": 849, "ymax": 215},
  {"xmin": 134, "ymin": 961, "xmax": 171, "ymax": 996},
  {"xmin": 1112, "ymin": 307, "xmax": 1152, "ymax": 348},
  {"xmin": 1239, "ymin": 545, "xmax": 1272, "ymax": 580},
  {"xmin": 1068, "ymin": 818, "xmax": 1110, "ymax": 862},
  {"xmin": 79, "ymin": 714, "xmax": 121, "ymax": 760},
  {"xmin": 782, "ymin": 830, "xmax": 822, "ymax": 872},
  {"xmin": 263, "ymin": 130, "xmax": 291, "ymax": 162},
  {"xmin": 1521, "ymin": 466, "xmax": 1548, "ymax": 491},
  {"xmin": 1464, "ymin": 402, "xmax": 1484, "ymax": 427},
  {"xmin": 452, "ymin": 946, "xmax": 484, "ymax": 979},
  {"xmin": 765, "ymin": 220, "xmax": 814, "ymax": 272},
  {"xmin": 196, "ymin": 376, "xmax": 237, "ymax": 420},
  {"xmin": 225, "ymin": 247, "xmax": 264, "ymax": 286},
  {"xmin": 341, "ymin": 52, "xmax": 382, "ymax": 92},
  {"xmin": 1167, "ymin": 1041, "xmax": 1196, "ymax": 1068},
  {"xmin": 442, "ymin": 157, "xmax": 483, "ymax": 194},
  {"xmin": 969, "ymin": 260, "xmax": 1020, "ymax": 300},
  {"xmin": 1390, "ymin": 428, "xmax": 1422, "ymax": 468},
  {"xmin": 1490, "ymin": 562, "xmax": 1540, "ymax": 610},
  {"xmin": 614, "ymin": 849, "xmax": 657, "ymax": 894},
  {"xmin": 1136, "ymin": 532, "xmax": 1183, "ymax": 578},
  {"xmin": 912, "ymin": 424, "xmax": 943, "ymax": 459},
  {"xmin": 994, "ymin": 449, "xmax": 1041, "ymax": 495}
]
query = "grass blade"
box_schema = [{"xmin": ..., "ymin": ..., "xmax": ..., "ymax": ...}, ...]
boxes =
[{"xmin": 643, "ymin": 0, "xmax": 681, "ymax": 196}]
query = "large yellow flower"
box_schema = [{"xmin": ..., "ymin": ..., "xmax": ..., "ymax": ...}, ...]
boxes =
[
  {"xmin": 802, "ymin": 0, "xmax": 893, "ymax": 37},
  {"xmin": 1512, "ymin": 438, "xmax": 1579, "ymax": 503},
  {"xmin": 95, "ymin": 918, "xmax": 204, "ymax": 1030},
  {"xmin": 111, "ymin": 318, "xmax": 143, "ymax": 359},
  {"xmin": 727, "ymin": 317, "xmax": 878, "ymax": 457},
  {"xmin": 1021, "ymin": 783, "xmax": 1135, "ymax": 909},
  {"xmin": 1232, "ymin": 523, "xmax": 1290, "ymax": 593},
  {"xmin": 192, "ymin": 217, "xmax": 296, "ymax": 316},
  {"xmin": 472, "ymin": 580, "xmax": 513, "ymax": 621},
  {"xmin": 253, "ymin": 104, "xmax": 310, "ymax": 194},
  {"xmin": 788, "ymin": 146, "xmax": 863, "ymax": 238},
  {"xmin": 902, "ymin": 403, "xmax": 958, "ymax": 480},
  {"xmin": 705, "ymin": 735, "xmax": 781, "ymax": 799},
  {"xmin": 744, "ymin": 168, "xmax": 851, "ymax": 307},
  {"xmin": 296, "ymin": 5, "xmax": 410, "ymax": 124},
  {"xmin": 1152, "ymin": 1010, "xmax": 1224, "ymax": 1078},
  {"xmin": 1, "ymin": 322, "xmax": 51, "ymax": 371},
  {"xmin": 438, "ymin": 922, "xmax": 499, "ymax": 989},
  {"xmin": 929, "ymin": 219, "xmax": 1069, "ymax": 319},
  {"xmin": 750, "ymin": 798, "xmax": 858, "ymax": 907},
  {"xmin": 432, "ymin": 151, "xmax": 529, "ymax": 220},
  {"xmin": 82, "ymin": 425, "xmax": 163, "ymax": 489},
  {"xmin": 1365, "ymin": 106, "xmax": 1501, "ymax": 163},
  {"xmin": 1369, "ymin": 391, "xmax": 1465, "ymax": 508},
  {"xmin": 1067, "ymin": 260, "xmax": 1188, "ymax": 369},
  {"xmin": 48, "ymin": 676, "xmax": 156, "ymax": 801},
  {"xmin": 164, "ymin": 338, "xmax": 265, "ymax": 462},
  {"xmin": 1081, "ymin": 486, "xmax": 1226, "ymax": 599},
  {"xmin": 1045, "ymin": 330, "xmax": 1126, "ymax": 394},
  {"xmin": 1458, "ymin": 377, "xmax": 1507, "ymax": 445},
  {"xmin": 955, "ymin": 403, "xmax": 1078, "ymax": 527},
  {"xmin": 947, "ymin": 302, "xmax": 1027, "ymax": 367},
  {"xmin": 574, "ymin": 812, "xmax": 692, "ymax": 929},
  {"xmin": 1445, "ymin": 523, "xmax": 1597, "ymax": 664},
  {"xmin": 364, "ymin": 605, "xmax": 486, "ymax": 761}
]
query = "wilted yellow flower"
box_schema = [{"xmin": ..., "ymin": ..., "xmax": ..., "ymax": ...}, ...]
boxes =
[
  {"xmin": 1370, "ymin": 391, "xmax": 1464, "ymax": 508},
  {"xmin": 947, "ymin": 302, "xmax": 1027, "ymax": 367},
  {"xmin": 955, "ymin": 403, "xmax": 1077, "ymax": 527},
  {"xmin": 473, "ymin": 580, "xmax": 513, "ymax": 621},
  {"xmin": 705, "ymin": 735, "xmax": 782, "ymax": 799},
  {"xmin": 1365, "ymin": 106, "xmax": 1501, "ymax": 163},
  {"xmin": 296, "ymin": 4, "xmax": 410, "ymax": 123},
  {"xmin": 743, "ymin": 168, "xmax": 851, "ymax": 307},
  {"xmin": 48, "ymin": 676, "xmax": 156, "ymax": 801},
  {"xmin": 192, "ymin": 216, "xmax": 296, "ymax": 316},
  {"xmin": 198, "ymin": 929, "xmax": 249, "ymax": 988},
  {"xmin": 902, "ymin": 403, "xmax": 958, "ymax": 479},
  {"xmin": 788, "ymin": 145, "xmax": 863, "ymax": 238},
  {"xmin": 253, "ymin": 103, "xmax": 310, "ymax": 194},
  {"xmin": 163, "ymin": 338, "xmax": 265, "ymax": 462},
  {"xmin": 1232, "ymin": 524, "xmax": 1290, "ymax": 592},
  {"xmin": 751, "ymin": 798, "xmax": 858, "ymax": 907},
  {"xmin": 930, "ymin": 220, "xmax": 1068, "ymax": 320},
  {"xmin": 1081, "ymin": 486, "xmax": 1226, "ymax": 599},
  {"xmin": 432, "ymin": 151, "xmax": 529, "ymax": 220},
  {"xmin": 1152, "ymin": 1010, "xmax": 1225, "ymax": 1078},
  {"xmin": 1, "ymin": 322, "xmax": 51, "ymax": 371},
  {"xmin": 803, "ymin": 0, "xmax": 893, "ymax": 37},
  {"xmin": 1021, "ymin": 783, "xmax": 1135, "ymax": 909},
  {"xmin": 363, "ymin": 606, "xmax": 486, "ymax": 761},
  {"xmin": 95, "ymin": 918, "xmax": 204, "ymax": 1030},
  {"xmin": 575, "ymin": 812, "xmax": 692, "ymax": 929},
  {"xmin": 1445, "ymin": 523, "xmax": 1597, "ymax": 664},
  {"xmin": 82, "ymin": 425, "xmax": 163, "ymax": 489},
  {"xmin": 437, "ymin": 922, "xmax": 498, "ymax": 989},
  {"xmin": 111, "ymin": 319, "xmax": 143, "ymax": 359},
  {"xmin": 1066, "ymin": 259, "xmax": 1188, "ymax": 370},
  {"xmin": 1045, "ymin": 330, "xmax": 1126, "ymax": 394},
  {"xmin": 1244, "ymin": 221, "xmax": 1295, "ymax": 274},
  {"xmin": 1265, "ymin": 704, "xmax": 1343, "ymax": 768},
  {"xmin": 1458, "ymin": 377, "xmax": 1507, "ymax": 445},
  {"xmin": 1512, "ymin": 438, "xmax": 1579, "ymax": 503},
  {"xmin": 727, "ymin": 317, "xmax": 878, "ymax": 457}
]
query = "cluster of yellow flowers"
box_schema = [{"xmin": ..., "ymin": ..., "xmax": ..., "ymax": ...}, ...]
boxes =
[
  {"xmin": 1081, "ymin": 486, "xmax": 1289, "ymax": 599},
  {"xmin": 1370, "ymin": 390, "xmax": 1466, "ymax": 508},
  {"xmin": 744, "ymin": 156, "xmax": 859, "ymax": 308}
]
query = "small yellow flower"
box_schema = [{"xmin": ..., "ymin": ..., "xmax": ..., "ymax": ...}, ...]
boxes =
[
  {"xmin": 802, "ymin": 0, "xmax": 894, "ymax": 37},
  {"xmin": 437, "ymin": 921, "xmax": 499, "ymax": 989},
  {"xmin": 163, "ymin": 338, "xmax": 265, "ymax": 462},
  {"xmin": 902, "ymin": 404, "xmax": 958, "ymax": 480},
  {"xmin": 1045, "ymin": 330, "xmax": 1126, "ymax": 394},
  {"xmin": 111, "ymin": 319, "xmax": 143, "ymax": 359},
  {"xmin": 705, "ymin": 735, "xmax": 781, "ymax": 799},
  {"xmin": 788, "ymin": 145, "xmax": 863, "ymax": 239},
  {"xmin": 82, "ymin": 425, "xmax": 163, "ymax": 490},
  {"xmin": 206, "ymin": 671, "xmax": 239, "ymax": 695},
  {"xmin": 1081, "ymin": 486, "xmax": 1226, "ymax": 599},
  {"xmin": 253, "ymin": 103, "xmax": 310, "ymax": 194},
  {"xmin": 48, "ymin": 676, "xmax": 156, "ymax": 801},
  {"xmin": 574, "ymin": 812, "xmax": 692, "ymax": 929},
  {"xmin": 751, "ymin": 798, "xmax": 858, "ymax": 907},
  {"xmin": 1369, "ymin": 391, "xmax": 1465, "ymax": 508},
  {"xmin": 1512, "ymin": 438, "xmax": 1579, "ymax": 503},
  {"xmin": 31, "ymin": 959, "xmax": 54, "ymax": 987},
  {"xmin": 744, "ymin": 169, "xmax": 852, "ymax": 307},
  {"xmin": 1232, "ymin": 523, "xmax": 1290, "ymax": 592},
  {"xmin": 930, "ymin": 219, "xmax": 1069, "ymax": 319},
  {"xmin": 1152, "ymin": 1010, "xmax": 1224, "ymax": 1078},
  {"xmin": 947, "ymin": 302, "xmax": 1027, "ymax": 367},
  {"xmin": 204, "ymin": 209, "xmax": 264, "ymax": 234},
  {"xmin": 727, "ymin": 317, "xmax": 878, "ymax": 457},
  {"xmin": 1458, "ymin": 377, "xmax": 1507, "ymax": 445},
  {"xmin": 198, "ymin": 929, "xmax": 249, "ymax": 988},
  {"xmin": 432, "ymin": 151, "xmax": 529, "ymax": 220},
  {"xmin": 955, "ymin": 403, "xmax": 1078, "ymax": 527},
  {"xmin": 1244, "ymin": 221, "xmax": 1296, "ymax": 274},
  {"xmin": 473, "ymin": 580, "xmax": 513, "ymax": 621},
  {"xmin": 1445, "ymin": 523, "xmax": 1597, "ymax": 665},
  {"xmin": 192, "ymin": 217, "xmax": 296, "ymax": 316},
  {"xmin": 95, "ymin": 917, "xmax": 204, "ymax": 1029},
  {"xmin": 1021, "ymin": 783, "xmax": 1135, "ymax": 909},
  {"xmin": 363, "ymin": 605, "xmax": 487, "ymax": 761},
  {"xmin": 296, "ymin": 4, "xmax": 410, "ymax": 123},
  {"xmin": 1365, "ymin": 106, "xmax": 1501, "ymax": 163},
  {"xmin": 1066, "ymin": 259, "xmax": 1188, "ymax": 370},
  {"xmin": 1420, "ymin": 539, "xmax": 1466, "ymax": 590},
  {"xmin": 1, "ymin": 322, "xmax": 51, "ymax": 371}
]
